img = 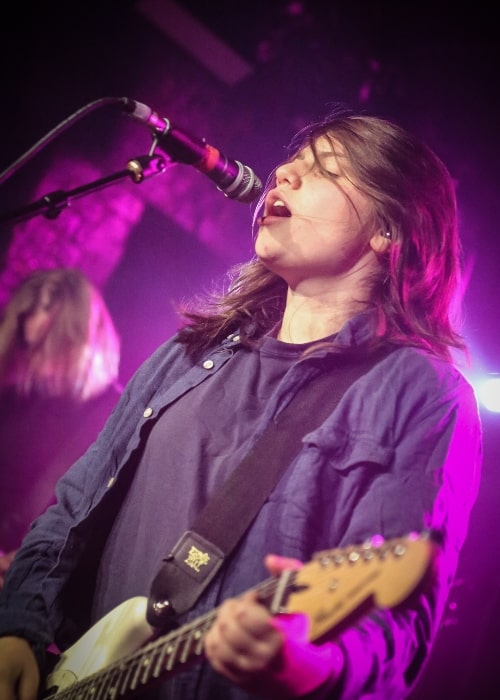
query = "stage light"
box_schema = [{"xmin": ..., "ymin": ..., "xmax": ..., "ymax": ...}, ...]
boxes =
[{"xmin": 476, "ymin": 375, "xmax": 500, "ymax": 413}]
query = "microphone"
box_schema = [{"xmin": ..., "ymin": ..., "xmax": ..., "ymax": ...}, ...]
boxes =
[{"xmin": 122, "ymin": 98, "xmax": 263, "ymax": 204}]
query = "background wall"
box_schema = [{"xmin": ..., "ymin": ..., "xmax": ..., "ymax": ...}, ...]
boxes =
[{"xmin": 0, "ymin": 2, "xmax": 498, "ymax": 696}]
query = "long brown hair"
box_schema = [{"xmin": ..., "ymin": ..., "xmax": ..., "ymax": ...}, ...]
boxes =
[
  {"xmin": 0, "ymin": 268, "xmax": 121, "ymax": 400},
  {"xmin": 177, "ymin": 106, "xmax": 466, "ymax": 363}
]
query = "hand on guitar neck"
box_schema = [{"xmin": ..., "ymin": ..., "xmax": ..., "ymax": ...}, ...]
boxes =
[{"xmin": 204, "ymin": 553, "xmax": 345, "ymax": 698}]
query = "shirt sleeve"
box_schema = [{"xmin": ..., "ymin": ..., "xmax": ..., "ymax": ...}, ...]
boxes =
[{"xmin": 310, "ymin": 355, "xmax": 483, "ymax": 700}]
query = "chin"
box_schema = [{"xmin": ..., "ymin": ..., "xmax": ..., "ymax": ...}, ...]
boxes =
[{"xmin": 255, "ymin": 233, "xmax": 279, "ymax": 260}]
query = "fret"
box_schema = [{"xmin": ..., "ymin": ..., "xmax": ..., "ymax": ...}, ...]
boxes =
[
  {"xmin": 128, "ymin": 650, "xmax": 149, "ymax": 692},
  {"xmin": 119, "ymin": 654, "xmax": 140, "ymax": 695}
]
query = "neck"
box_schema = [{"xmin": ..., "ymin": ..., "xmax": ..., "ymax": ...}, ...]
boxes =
[
  {"xmin": 278, "ymin": 291, "xmax": 366, "ymax": 344},
  {"xmin": 275, "ymin": 259, "xmax": 379, "ymax": 344}
]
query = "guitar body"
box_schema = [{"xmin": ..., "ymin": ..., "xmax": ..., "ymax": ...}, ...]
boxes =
[
  {"xmin": 46, "ymin": 597, "xmax": 154, "ymax": 694},
  {"xmin": 44, "ymin": 532, "xmax": 437, "ymax": 700}
]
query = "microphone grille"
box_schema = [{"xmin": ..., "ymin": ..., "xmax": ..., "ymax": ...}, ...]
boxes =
[{"xmin": 222, "ymin": 163, "xmax": 263, "ymax": 204}]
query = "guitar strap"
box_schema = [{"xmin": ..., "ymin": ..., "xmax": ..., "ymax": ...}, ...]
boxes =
[{"xmin": 146, "ymin": 344, "xmax": 393, "ymax": 628}]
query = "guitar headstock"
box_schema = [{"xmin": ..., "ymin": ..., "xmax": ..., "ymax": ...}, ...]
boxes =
[{"xmin": 282, "ymin": 531, "xmax": 438, "ymax": 642}]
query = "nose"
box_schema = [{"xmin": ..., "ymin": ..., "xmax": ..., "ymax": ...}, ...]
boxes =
[{"xmin": 275, "ymin": 161, "xmax": 301, "ymax": 188}]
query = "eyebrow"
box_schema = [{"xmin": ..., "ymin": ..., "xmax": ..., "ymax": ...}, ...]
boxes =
[
  {"xmin": 318, "ymin": 150, "xmax": 347, "ymax": 161},
  {"xmin": 296, "ymin": 149, "xmax": 339, "ymax": 161}
]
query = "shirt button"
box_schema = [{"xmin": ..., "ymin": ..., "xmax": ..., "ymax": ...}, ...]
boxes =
[
  {"xmin": 202, "ymin": 359, "xmax": 214, "ymax": 370},
  {"xmin": 143, "ymin": 407, "xmax": 154, "ymax": 418}
]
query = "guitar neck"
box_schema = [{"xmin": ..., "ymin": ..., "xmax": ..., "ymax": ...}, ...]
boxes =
[{"xmin": 46, "ymin": 576, "xmax": 287, "ymax": 699}]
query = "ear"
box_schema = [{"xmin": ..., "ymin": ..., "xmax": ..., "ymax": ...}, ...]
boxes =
[{"xmin": 370, "ymin": 230, "xmax": 392, "ymax": 254}]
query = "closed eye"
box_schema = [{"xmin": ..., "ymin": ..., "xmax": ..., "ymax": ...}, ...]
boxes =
[{"xmin": 315, "ymin": 166, "xmax": 340, "ymax": 179}]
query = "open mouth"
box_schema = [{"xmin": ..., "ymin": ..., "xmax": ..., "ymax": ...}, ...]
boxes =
[
  {"xmin": 267, "ymin": 200, "xmax": 291, "ymax": 217},
  {"xmin": 257, "ymin": 194, "xmax": 293, "ymax": 225},
  {"xmin": 262, "ymin": 198, "xmax": 292, "ymax": 221}
]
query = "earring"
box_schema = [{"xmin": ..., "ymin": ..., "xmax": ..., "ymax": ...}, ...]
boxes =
[{"xmin": 381, "ymin": 231, "xmax": 392, "ymax": 239}]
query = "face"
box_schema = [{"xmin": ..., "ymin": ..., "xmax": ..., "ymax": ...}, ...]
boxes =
[
  {"xmin": 255, "ymin": 135, "xmax": 384, "ymax": 290},
  {"xmin": 22, "ymin": 285, "xmax": 59, "ymax": 348}
]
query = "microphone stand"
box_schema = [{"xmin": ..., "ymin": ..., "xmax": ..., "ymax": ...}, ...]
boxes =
[{"xmin": 0, "ymin": 154, "xmax": 168, "ymax": 226}]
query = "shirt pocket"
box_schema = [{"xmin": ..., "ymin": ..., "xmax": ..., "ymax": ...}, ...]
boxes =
[
  {"xmin": 306, "ymin": 425, "xmax": 395, "ymax": 474},
  {"xmin": 271, "ymin": 428, "xmax": 397, "ymax": 551}
]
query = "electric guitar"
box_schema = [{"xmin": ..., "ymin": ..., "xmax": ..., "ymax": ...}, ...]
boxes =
[{"xmin": 44, "ymin": 531, "xmax": 437, "ymax": 699}]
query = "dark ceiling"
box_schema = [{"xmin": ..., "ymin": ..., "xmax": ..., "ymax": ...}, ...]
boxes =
[{"xmin": 0, "ymin": 3, "xmax": 499, "ymax": 697}]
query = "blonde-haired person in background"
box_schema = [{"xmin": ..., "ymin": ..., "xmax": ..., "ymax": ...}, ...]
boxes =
[{"xmin": 0, "ymin": 267, "xmax": 122, "ymax": 584}]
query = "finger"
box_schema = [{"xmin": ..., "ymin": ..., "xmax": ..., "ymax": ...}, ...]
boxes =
[
  {"xmin": 264, "ymin": 554, "xmax": 303, "ymax": 576},
  {"xmin": 205, "ymin": 595, "xmax": 283, "ymax": 676},
  {"xmin": 216, "ymin": 593, "xmax": 274, "ymax": 645},
  {"xmin": 271, "ymin": 612, "xmax": 311, "ymax": 641}
]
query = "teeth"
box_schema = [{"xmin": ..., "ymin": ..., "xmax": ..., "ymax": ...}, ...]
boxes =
[{"xmin": 267, "ymin": 199, "xmax": 291, "ymax": 218}]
